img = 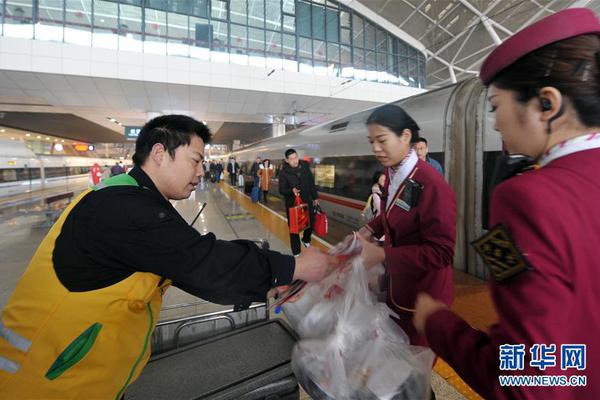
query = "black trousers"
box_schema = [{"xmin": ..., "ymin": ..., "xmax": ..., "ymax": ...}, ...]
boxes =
[
  {"xmin": 229, "ymin": 173, "xmax": 236, "ymax": 186},
  {"xmin": 287, "ymin": 203, "xmax": 315, "ymax": 255},
  {"xmin": 262, "ymin": 190, "xmax": 269, "ymax": 203}
]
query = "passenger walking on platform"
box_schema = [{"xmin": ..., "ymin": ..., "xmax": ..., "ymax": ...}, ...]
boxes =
[
  {"xmin": 110, "ymin": 161, "xmax": 124, "ymax": 176},
  {"xmin": 0, "ymin": 115, "xmax": 336, "ymax": 399},
  {"xmin": 258, "ymin": 159, "xmax": 274, "ymax": 204},
  {"xmin": 227, "ymin": 157, "xmax": 239, "ymax": 186},
  {"xmin": 250, "ymin": 156, "xmax": 262, "ymax": 186},
  {"xmin": 279, "ymin": 149, "xmax": 319, "ymax": 255},
  {"xmin": 414, "ymin": 137, "xmax": 444, "ymax": 175},
  {"xmin": 215, "ymin": 159, "xmax": 223, "ymax": 182},
  {"xmin": 368, "ymin": 170, "xmax": 385, "ymax": 221},
  {"xmin": 414, "ymin": 8, "xmax": 600, "ymax": 400},
  {"xmin": 101, "ymin": 164, "xmax": 111, "ymax": 182},
  {"xmin": 355, "ymin": 104, "xmax": 457, "ymax": 349}
]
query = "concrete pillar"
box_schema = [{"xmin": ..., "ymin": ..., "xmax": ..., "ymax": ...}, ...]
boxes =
[{"xmin": 272, "ymin": 115, "xmax": 286, "ymax": 138}]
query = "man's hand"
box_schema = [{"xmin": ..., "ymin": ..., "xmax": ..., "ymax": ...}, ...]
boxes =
[
  {"xmin": 413, "ymin": 292, "xmax": 447, "ymax": 334},
  {"xmin": 292, "ymin": 188, "xmax": 301, "ymax": 196},
  {"xmin": 357, "ymin": 235, "xmax": 385, "ymax": 269},
  {"xmin": 293, "ymin": 246, "xmax": 337, "ymax": 282}
]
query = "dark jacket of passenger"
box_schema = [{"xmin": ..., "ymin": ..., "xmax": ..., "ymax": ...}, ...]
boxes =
[{"xmin": 278, "ymin": 160, "xmax": 318, "ymax": 208}]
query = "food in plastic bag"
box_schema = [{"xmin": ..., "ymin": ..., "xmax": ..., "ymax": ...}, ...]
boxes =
[{"xmin": 285, "ymin": 235, "xmax": 434, "ymax": 400}]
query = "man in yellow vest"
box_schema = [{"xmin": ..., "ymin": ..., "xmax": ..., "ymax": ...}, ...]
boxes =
[{"xmin": 0, "ymin": 115, "xmax": 334, "ymax": 399}]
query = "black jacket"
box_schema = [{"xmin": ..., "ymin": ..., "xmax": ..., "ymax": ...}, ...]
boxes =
[
  {"xmin": 226, "ymin": 162, "xmax": 240, "ymax": 175},
  {"xmin": 53, "ymin": 167, "xmax": 295, "ymax": 307},
  {"xmin": 250, "ymin": 162, "xmax": 260, "ymax": 178},
  {"xmin": 278, "ymin": 160, "xmax": 318, "ymax": 208}
]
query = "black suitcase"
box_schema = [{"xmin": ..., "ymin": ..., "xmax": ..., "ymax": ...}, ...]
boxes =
[{"xmin": 126, "ymin": 320, "xmax": 299, "ymax": 400}]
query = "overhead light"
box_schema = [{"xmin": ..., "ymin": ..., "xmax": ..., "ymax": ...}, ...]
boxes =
[
  {"xmin": 0, "ymin": 129, "xmax": 5, "ymax": 132},
  {"xmin": 10, "ymin": 137, "xmax": 15, "ymax": 140},
  {"xmin": 26, "ymin": 133, "xmax": 31, "ymax": 137},
  {"xmin": 36, "ymin": 135, "xmax": 42, "ymax": 139},
  {"xmin": 54, "ymin": 143, "xmax": 64, "ymax": 151},
  {"xmin": 54, "ymin": 138, "xmax": 58, "ymax": 142},
  {"xmin": 61, "ymin": 139, "xmax": 65, "ymax": 143},
  {"xmin": 45, "ymin": 137, "xmax": 50, "ymax": 140},
  {"xmin": 88, "ymin": 144, "xmax": 95, "ymax": 151}
]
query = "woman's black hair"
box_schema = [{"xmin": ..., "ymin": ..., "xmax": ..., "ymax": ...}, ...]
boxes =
[
  {"xmin": 366, "ymin": 104, "xmax": 420, "ymax": 143},
  {"xmin": 372, "ymin": 170, "xmax": 384, "ymax": 185}
]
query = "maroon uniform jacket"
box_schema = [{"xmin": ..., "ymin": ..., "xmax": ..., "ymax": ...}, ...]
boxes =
[
  {"xmin": 425, "ymin": 149, "xmax": 600, "ymax": 399},
  {"xmin": 367, "ymin": 159, "xmax": 456, "ymax": 346}
]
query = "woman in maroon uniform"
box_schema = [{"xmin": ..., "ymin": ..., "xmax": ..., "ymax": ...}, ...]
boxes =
[
  {"xmin": 357, "ymin": 104, "xmax": 457, "ymax": 347},
  {"xmin": 414, "ymin": 8, "xmax": 600, "ymax": 399}
]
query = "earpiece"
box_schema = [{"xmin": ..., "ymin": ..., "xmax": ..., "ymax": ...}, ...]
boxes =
[{"xmin": 540, "ymin": 98, "xmax": 552, "ymax": 112}]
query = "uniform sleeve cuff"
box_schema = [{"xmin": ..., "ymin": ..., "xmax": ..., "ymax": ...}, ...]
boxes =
[{"xmin": 270, "ymin": 254, "xmax": 295, "ymax": 286}]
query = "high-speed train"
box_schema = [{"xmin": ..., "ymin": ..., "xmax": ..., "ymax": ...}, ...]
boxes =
[
  {"xmin": 0, "ymin": 139, "xmax": 131, "ymax": 198},
  {"xmin": 231, "ymin": 77, "xmax": 501, "ymax": 280}
]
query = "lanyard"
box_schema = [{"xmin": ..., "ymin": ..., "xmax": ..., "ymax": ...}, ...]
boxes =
[{"xmin": 539, "ymin": 132, "xmax": 600, "ymax": 167}]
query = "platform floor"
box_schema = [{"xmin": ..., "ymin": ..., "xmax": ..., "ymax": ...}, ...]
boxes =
[{"xmin": 0, "ymin": 178, "xmax": 496, "ymax": 399}]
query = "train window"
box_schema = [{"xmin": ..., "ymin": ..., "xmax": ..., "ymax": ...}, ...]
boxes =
[
  {"xmin": 2, "ymin": 169, "xmax": 17, "ymax": 182},
  {"xmin": 313, "ymin": 155, "xmax": 379, "ymax": 202}
]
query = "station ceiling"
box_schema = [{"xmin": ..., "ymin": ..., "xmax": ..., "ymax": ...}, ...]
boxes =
[{"xmin": 357, "ymin": 0, "xmax": 600, "ymax": 87}]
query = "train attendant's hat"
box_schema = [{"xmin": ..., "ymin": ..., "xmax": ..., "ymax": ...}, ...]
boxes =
[{"xmin": 480, "ymin": 8, "xmax": 600, "ymax": 85}]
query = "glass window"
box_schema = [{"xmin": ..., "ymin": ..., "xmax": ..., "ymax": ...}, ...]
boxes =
[
  {"xmin": 327, "ymin": 42, "xmax": 339, "ymax": 63},
  {"xmin": 282, "ymin": 33, "xmax": 295, "ymax": 59},
  {"xmin": 65, "ymin": 0, "xmax": 92, "ymax": 46},
  {"xmin": 167, "ymin": 12, "xmax": 188, "ymax": 56},
  {"xmin": 364, "ymin": 22, "xmax": 375, "ymax": 50},
  {"xmin": 325, "ymin": 7, "xmax": 338, "ymax": 42},
  {"xmin": 248, "ymin": 0, "xmax": 264, "ymax": 28},
  {"xmin": 340, "ymin": 45, "xmax": 352, "ymax": 78},
  {"xmin": 211, "ymin": 0, "xmax": 227, "ymax": 20},
  {"xmin": 266, "ymin": 30, "xmax": 281, "ymax": 56},
  {"xmin": 265, "ymin": 0, "xmax": 280, "ymax": 30},
  {"xmin": 312, "ymin": 3, "xmax": 325, "ymax": 40},
  {"xmin": 144, "ymin": 8, "xmax": 167, "ymax": 54},
  {"xmin": 190, "ymin": 0, "xmax": 209, "ymax": 17},
  {"xmin": 397, "ymin": 56, "xmax": 409, "ymax": 85},
  {"xmin": 146, "ymin": 0, "xmax": 167, "ymax": 11},
  {"xmin": 211, "ymin": 19, "xmax": 228, "ymax": 51},
  {"xmin": 248, "ymin": 27, "xmax": 265, "ymax": 51},
  {"xmin": 230, "ymin": 0, "xmax": 246, "ymax": 25},
  {"xmin": 298, "ymin": 36, "xmax": 311, "ymax": 59},
  {"xmin": 408, "ymin": 57, "xmax": 418, "ymax": 86},
  {"xmin": 297, "ymin": 0, "xmax": 310, "ymax": 37},
  {"xmin": 340, "ymin": 10, "xmax": 350, "ymax": 28},
  {"xmin": 340, "ymin": 27, "xmax": 350, "ymax": 44},
  {"xmin": 376, "ymin": 28, "xmax": 386, "ymax": 52},
  {"xmin": 93, "ymin": 0, "xmax": 118, "ymax": 49},
  {"xmin": 36, "ymin": 0, "xmax": 65, "ymax": 42},
  {"xmin": 119, "ymin": 4, "xmax": 143, "ymax": 52},
  {"xmin": 352, "ymin": 14, "xmax": 363, "ymax": 48},
  {"xmin": 230, "ymin": 23, "xmax": 247, "ymax": 54},
  {"xmin": 282, "ymin": 0, "xmax": 294, "ymax": 14},
  {"xmin": 4, "ymin": 0, "xmax": 34, "ymax": 39},
  {"xmin": 167, "ymin": 0, "xmax": 191, "ymax": 14},
  {"xmin": 353, "ymin": 48, "xmax": 364, "ymax": 68},
  {"xmin": 189, "ymin": 16, "xmax": 210, "ymax": 58},
  {"xmin": 313, "ymin": 39, "xmax": 325, "ymax": 61},
  {"xmin": 283, "ymin": 14, "xmax": 294, "ymax": 33}
]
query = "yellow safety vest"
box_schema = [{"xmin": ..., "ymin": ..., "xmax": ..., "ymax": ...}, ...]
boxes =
[{"xmin": 0, "ymin": 174, "xmax": 171, "ymax": 399}]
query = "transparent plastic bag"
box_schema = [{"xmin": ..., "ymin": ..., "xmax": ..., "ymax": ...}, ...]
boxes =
[{"xmin": 287, "ymin": 235, "xmax": 434, "ymax": 400}]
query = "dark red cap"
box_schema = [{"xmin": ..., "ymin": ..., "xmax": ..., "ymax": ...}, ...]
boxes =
[{"xmin": 479, "ymin": 8, "xmax": 600, "ymax": 85}]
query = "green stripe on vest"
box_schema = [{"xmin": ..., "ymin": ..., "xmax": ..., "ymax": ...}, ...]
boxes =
[{"xmin": 94, "ymin": 173, "xmax": 139, "ymax": 190}]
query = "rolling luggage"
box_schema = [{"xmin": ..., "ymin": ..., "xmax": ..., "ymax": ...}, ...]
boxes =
[
  {"xmin": 238, "ymin": 174, "xmax": 245, "ymax": 187},
  {"xmin": 251, "ymin": 186, "xmax": 260, "ymax": 203},
  {"xmin": 126, "ymin": 320, "xmax": 299, "ymax": 400}
]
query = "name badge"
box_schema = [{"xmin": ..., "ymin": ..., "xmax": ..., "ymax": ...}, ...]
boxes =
[{"xmin": 394, "ymin": 198, "xmax": 411, "ymax": 212}]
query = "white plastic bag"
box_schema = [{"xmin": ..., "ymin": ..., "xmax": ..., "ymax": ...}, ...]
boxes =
[{"xmin": 286, "ymin": 235, "xmax": 434, "ymax": 400}]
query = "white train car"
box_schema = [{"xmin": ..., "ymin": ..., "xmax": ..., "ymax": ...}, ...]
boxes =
[
  {"xmin": 231, "ymin": 77, "xmax": 502, "ymax": 279},
  {"xmin": 0, "ymin": 139, "xmax": 131, "ymax": 198}
]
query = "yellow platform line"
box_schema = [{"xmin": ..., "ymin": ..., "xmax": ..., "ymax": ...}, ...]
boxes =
[{"xmin": 220, "ymin": 182, "xmax": 483, "ymax": 400}]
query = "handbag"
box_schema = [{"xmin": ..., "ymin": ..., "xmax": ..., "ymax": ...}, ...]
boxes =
[
  {"xmin": 314, "ymin": 204, "xmax": 328, "ymax": 237},
  {"xmin": 289, "ymin": 194, "xmax": 310, "ymax": 234}
]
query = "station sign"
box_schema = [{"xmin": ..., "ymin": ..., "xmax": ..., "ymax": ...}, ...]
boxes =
[{"xmin": 125, "ymin": 126, "xmax": 143, "ymax": 141}]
